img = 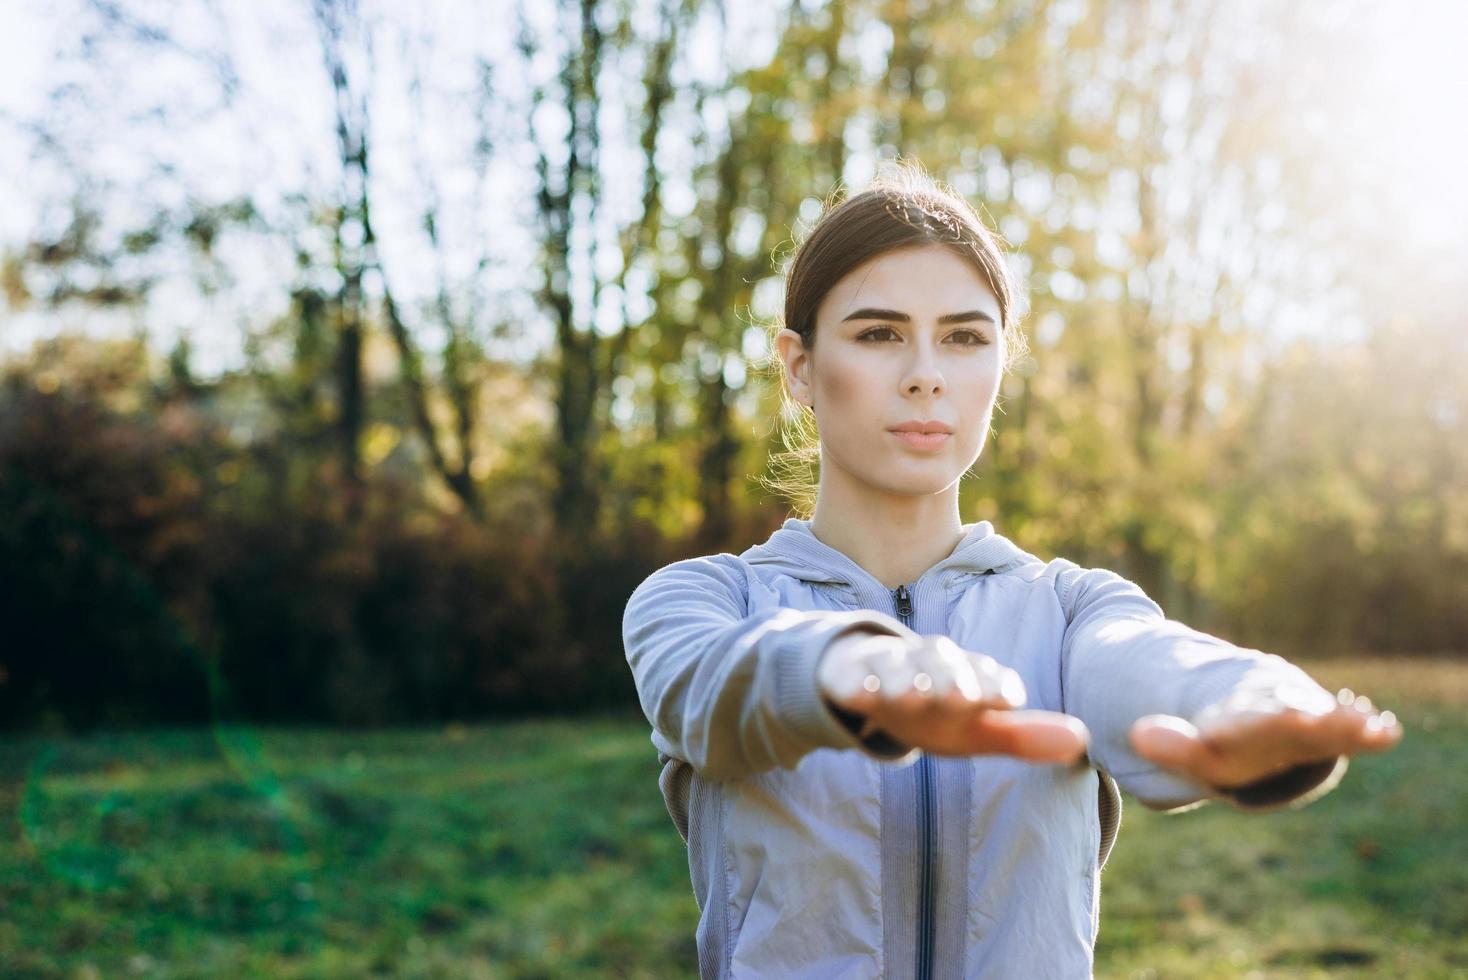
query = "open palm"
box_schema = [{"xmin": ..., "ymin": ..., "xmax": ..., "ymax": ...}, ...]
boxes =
[{"xmin": 1129, "ymin": 684, "xmax": 1403, "ymax": 791}]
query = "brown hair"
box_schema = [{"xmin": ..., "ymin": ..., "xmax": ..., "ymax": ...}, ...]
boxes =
[{"xmin": 753, "ymin": 159, "xmax": 1029, "ymax": 517}]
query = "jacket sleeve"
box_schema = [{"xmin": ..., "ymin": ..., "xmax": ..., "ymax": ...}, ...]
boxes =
[
  {"xmin": 1057, "ymin": 562, "xmax": 1348, "ymax": 813},
  {"xmin": 623, "ymin": 555, "xmax": 923, "ymax": 780}
]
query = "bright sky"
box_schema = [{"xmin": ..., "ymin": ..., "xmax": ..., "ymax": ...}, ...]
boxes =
[
  {"xmin": 0, "ymin": 3, "xmax": 52, "ymax": 244},
  {"xmin": 1304, "ymin": 2, "xmax": 1468, "ymax": 277}
]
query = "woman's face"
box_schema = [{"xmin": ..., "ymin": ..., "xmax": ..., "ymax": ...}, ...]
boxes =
[{"xmin": 777, "ymin": 243, "xmax": 1005, "ymax": 498}]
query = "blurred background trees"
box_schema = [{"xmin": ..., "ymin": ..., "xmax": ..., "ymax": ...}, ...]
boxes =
[{"xmin": 1, "ymin": 0, "xmax": 1463, "ymax": 731}]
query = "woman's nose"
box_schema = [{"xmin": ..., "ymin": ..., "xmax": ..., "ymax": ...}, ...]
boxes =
[{"xmin": 902, "ymin": 343, "xmax": 945, "ymax": 396}]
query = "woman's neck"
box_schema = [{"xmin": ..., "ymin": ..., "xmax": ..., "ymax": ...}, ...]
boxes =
[{"xmin": 808, "ymin": 482, "xmax": 966, "ymax": 591}]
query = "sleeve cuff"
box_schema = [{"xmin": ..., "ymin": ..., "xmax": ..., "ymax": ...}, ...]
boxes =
[
  {"xmin": 822, "ymin": 696, "xmax": 919, "ymax": 761},
  {"xmin": 774, "ymin": 615, "xmax": 920, "ymax": 766},
  {"xmin": 1209, "ymin": 755, "xmax": 1349, "ymax": 812}
]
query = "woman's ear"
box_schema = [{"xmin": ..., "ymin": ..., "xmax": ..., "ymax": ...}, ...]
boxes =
[{"xmin": 775, "ymin": 328, "xmax": 814, "ymax": 407}]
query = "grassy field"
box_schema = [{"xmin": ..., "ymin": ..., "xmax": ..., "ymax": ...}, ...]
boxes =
[{"xmin": 2, "ymin": 656, "xmax": 1465, "ymax": 979}]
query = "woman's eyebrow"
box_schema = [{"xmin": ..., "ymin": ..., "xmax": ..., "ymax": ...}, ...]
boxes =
[{"xmin": 841, "ymin": 307, "xmax": 996, "ymax": 325}]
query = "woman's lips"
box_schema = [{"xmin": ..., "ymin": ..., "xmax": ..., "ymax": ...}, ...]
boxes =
[{"xmin": 890, "ymin": 430, "xmax": 951, "ymax": 451}]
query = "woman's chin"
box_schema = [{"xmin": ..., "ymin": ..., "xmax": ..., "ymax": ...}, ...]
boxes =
[{"xmin": 864, "ymin": 469, "xmax": 966, "ymax": 497}]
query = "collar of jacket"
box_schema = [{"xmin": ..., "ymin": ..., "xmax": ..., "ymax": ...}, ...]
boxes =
[{"xmin": 740, "ymin": 517, "xmax": 1036, "ymax": 602}]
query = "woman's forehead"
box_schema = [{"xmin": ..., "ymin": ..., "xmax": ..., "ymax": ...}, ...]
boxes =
[{"xmin": 819, "ymin": 245, "xmax": 1000, "ymax": 323}]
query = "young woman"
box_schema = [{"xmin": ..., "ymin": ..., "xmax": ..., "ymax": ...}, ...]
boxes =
[{"xmin": 621, "ymin": 164, "xmax": 1402, "ymax": 979}]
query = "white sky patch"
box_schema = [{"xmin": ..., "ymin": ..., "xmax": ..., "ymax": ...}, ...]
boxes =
[{"xmin": 0, "ymin": 3, "xmax": 54, "ymax": 242}]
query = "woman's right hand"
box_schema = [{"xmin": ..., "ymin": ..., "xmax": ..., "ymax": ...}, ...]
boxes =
[{"xmin": 817, "ymin": 630, "xmax": 1091, "ymax": 764}]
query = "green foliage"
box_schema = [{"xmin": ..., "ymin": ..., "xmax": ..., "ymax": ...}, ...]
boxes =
[
  {"xmin": 1210, "ymin": 326, "xmax": 1468, "ymax": 654},
  {"xmin": 0, "ymin": 352, "xmax": 672, "ymax": 729},
  {"xmin": 1, "ymin": 662, "xmax": 1465, "ymax": 977}
]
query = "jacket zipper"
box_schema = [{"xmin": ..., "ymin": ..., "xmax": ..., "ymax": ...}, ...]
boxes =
[{"xmin": 893, "ymin": 583, "xmax": 934, "ymax": 980}]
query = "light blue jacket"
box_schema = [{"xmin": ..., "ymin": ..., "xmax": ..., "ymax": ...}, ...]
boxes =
[{"xmin": 622, "ymin": 517, "xmax": 1346, "ymax": 979}]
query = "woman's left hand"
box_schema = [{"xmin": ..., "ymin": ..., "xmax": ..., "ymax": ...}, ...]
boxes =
[{"xmin": 1127, "ymin": 684, "xmax": 1404, "ymax": 792}]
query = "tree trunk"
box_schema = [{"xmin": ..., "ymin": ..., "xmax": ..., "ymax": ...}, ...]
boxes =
[{"xmin": 316, "ymin": 0, "xmax": 368, "ymax": 521}]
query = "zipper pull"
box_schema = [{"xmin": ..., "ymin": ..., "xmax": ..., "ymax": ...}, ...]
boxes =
[{"xmin": 894, "ymin": 584, "xmax": 913, "ymax": 619}]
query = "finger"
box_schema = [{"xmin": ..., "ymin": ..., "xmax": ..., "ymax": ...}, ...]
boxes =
[
  {"xmin": 827, "ymin": 671, "xmax": 884, "ymax": 714},
  {"xmin": 1317, "ymin": 703, "xmax": 1404, "ymax": 753},
  {"xmin": 1237, "ymin": 701, "xmax": 1403, "ymax": 758},
  {"xmin": 904, "ymin": 639, "xmax": 958, "ymax": 697},
  {"xmin": 969, "ymin": 710, "xmax": 1090, "ymax": 763},
  {"xmin": 1320, "ymin": 688, "xmax": 1404, "ymax": 752},
  {"xmin": 818, "ymin": 633, "xmax": 903, "ymax": 705},
  {"xmin": 1129, "ymin": 714, "xmax": 1212, "ymax": 771},
  {"xmin": 966, "ymin": 654, "xmax": 1027, "ymax": 708},
  {"xmin": 908, "ymin": 638, "xmax": 983, "ymax": 700},
  {"xmin": 864, "ymin": 646, "xmax": 937, "ymax": 708}
]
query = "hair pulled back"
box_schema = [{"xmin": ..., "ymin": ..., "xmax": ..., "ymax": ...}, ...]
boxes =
[{"xmin": 753, "ymin": 160, "xmax": 1029, "ymax": 517}]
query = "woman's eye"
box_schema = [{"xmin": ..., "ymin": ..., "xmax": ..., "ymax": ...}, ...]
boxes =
[{"xmin": 856, "ymin": 326, "xmax": 991, "ymax": 346}]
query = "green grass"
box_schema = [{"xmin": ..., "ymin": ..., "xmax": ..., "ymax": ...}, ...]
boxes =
[
  {"xmin": 2, "ymin": 657, "xmax": 1465, "ymax": 978},
  {"xmin": 1094, "ymin": 657, "xmax": 1468, "ymax": 979}
]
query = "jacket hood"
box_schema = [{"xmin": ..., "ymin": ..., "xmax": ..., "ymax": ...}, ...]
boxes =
[{"xmin": 740, "ymin": 517, "xmax": 1036, "ymax": 593}]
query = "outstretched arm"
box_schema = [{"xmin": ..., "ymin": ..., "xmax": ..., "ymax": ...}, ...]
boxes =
[
  {"xmin": 623, "ymin": 555, "xmax": 920, "ymax": 780},
  {"xmin": 1058, "ymin": 562, "xmax": 1402, "ymax": 812}
]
